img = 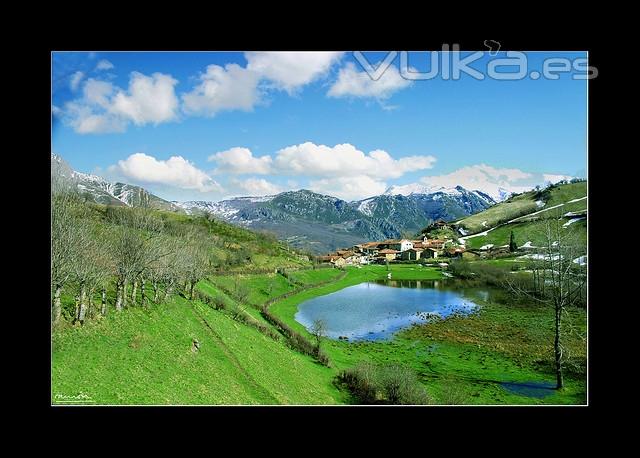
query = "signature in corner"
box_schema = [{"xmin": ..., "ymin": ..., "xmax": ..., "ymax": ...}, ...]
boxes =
[{"xmin": 54, "ymin": 392, "xmax": 95, "ymax": 403}]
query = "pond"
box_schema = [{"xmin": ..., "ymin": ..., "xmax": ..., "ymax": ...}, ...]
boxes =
[
  {"xmin": 501, "ymin": 381, "xmax": 556, "ymax": 398},
  {"xmin": 294, "ymin": 279, "xmax": 485, "ymax": 341}
]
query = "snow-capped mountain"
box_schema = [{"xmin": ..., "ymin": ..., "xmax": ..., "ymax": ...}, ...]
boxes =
[
  {"xmin": 52, "ymin": 153, "xmax": 182, "ymax": 212},
  {"xmin": 52, "ymin": 152, "xmax": 499, "ymax": 253},
  {"xmin": 176, "ymin": 187, "xmax": 495, "ymax": 254},
  {"xmin": 385, "ymin": 183, "xmax": 509, "ymax": 203}
]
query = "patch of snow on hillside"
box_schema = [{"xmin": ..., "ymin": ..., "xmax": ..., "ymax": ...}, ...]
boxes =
[
  {"xmin": 231, "ymin": 195, "xmax": 275, "ymax": 203},
  {"xmin": 480, "ymin": 244, "xmax": 494, "ymax": 250},
  {"xmin": 573, "ymin": 256, "xmax": 587, "ymax": 266},
  {"xmin": 481, "ymin": 221, "xmax": 487, "ymax": 227},
  {"xmin": 357, "ymin": 198, "xmax": 376, "ymax": 217},
  {"xmin": 563, "ymin": 217, "xmax": 585, "ymax": 228},
  {"xmin": 521, "ymin": 241, "xmax": 534, "ymax": 248},
  {"xmin": 535, "ymin": 200, "xmax": 545, "ymax": 208},
  {"xmin": 519, "ymin": 253, "xmax": 562, "ymax": 261}
]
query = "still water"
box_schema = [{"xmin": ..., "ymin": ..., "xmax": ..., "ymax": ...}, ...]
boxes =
[{"xmin": 294, "ymin": 279, "xmax": 484, "ymax": 341}]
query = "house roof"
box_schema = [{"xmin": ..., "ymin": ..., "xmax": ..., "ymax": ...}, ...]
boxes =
[
  {"xmin": 379, "ymin": 249, "xmax": 399, "ymax": 254},
  {"xmin": 407, "ymin": 248, "xmax": 424, "ymax": 252}
]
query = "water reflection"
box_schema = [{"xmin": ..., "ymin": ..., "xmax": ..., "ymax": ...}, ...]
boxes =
[{"xmin": 294, "ymin": 279, "xmax": 486, "ymax": 342}]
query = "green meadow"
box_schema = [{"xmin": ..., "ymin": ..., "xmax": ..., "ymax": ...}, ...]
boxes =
[{"xmin": 52, "ymin": 262, "xmax": 586, "ymax": 405}]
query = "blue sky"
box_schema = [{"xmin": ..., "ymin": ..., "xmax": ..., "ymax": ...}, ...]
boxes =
[{"xmin": 51, "ymin": 50, "xmax": 588, "ymax": 202}]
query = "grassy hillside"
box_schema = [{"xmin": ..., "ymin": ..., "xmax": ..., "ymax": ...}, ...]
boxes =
[
  {"xmin": 457, "ymin": 181, "xmax": 587, "ymax": 251},
  {"xmin": 53, "ymin": 263, "xmax": 586, "ymax": 405},
  {"xmin": 464, "ymin": 218, "xmax": 587, "ymax": 251},
  {"xmin": 457, "ymin": 181, "xmax": 586, "ymax": 234},
  {"xmin": 52, "ymin": 294, "xmax": 345, "ymax": 405}
]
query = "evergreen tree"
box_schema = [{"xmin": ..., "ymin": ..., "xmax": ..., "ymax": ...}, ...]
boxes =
[{"xmin": 509, "ymin": 231, "xmax": 518, "ymax": 252}]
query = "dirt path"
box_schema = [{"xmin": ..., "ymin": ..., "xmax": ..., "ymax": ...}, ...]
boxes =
[{"xmin": 189, "ymin": 302, "xmax": 279, "ymax": 405}]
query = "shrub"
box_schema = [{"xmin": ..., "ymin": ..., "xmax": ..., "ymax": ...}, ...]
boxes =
[
  {"xmin": 340, "ymin": 362, "xmax": 379, "ymax": 404},
  {"xmin": 438, "ymin": 379, "xmax": 470, "ymax": 405},
  {"xmin": 338, "ymin": 362, "xmax": 431, "ymax": 405}
]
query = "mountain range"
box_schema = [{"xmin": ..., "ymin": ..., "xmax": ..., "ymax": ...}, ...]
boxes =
[
  {"xmin": 51, "ymin": 154, "xmax": 182, "ymax": 212},
  {"xmin": 52, "ymin": 153, "xmax": 497, "ymax": 253},
  {"xmin": 173, "ymin": 187, "xmax": 495, "ymax": 253}
]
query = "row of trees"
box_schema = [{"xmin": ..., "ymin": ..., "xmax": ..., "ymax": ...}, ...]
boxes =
[{"xmin": 51, "ymin": 178, "xmax": 214, "ymax": 327}]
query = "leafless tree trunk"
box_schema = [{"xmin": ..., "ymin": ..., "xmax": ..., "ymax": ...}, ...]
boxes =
[
  {"xmin": 101, "ymin": 286, "xmax": 107, "ymax": 315},
  {"xmin": 554, "ymin": 300, "xmax": 563, "ymax": 389},
  {"xmin": 115, "ymin": 279, "xmax": 124, "ymax": 311},
  {"xmin": 52, "ymin": 284, "xmax": 62, "ymax": 326},
  {"xmin": 123, "ymin": 278, "xmax": 129, "ymax": 308},
  {"xmin": 140, "ymin": 277, "xmax": 146, "ymax": 307},
  {"xmin": 164, "ymin": 285, "xmax": 173, "ymax": 303},
  {"xmin": 76, "ymin": 282, "xmax": 87, "ymax": 324},
  {"xmin": 131, "ymin": 279, "xmax": 138, "ymax": 306},
  {"xmin": 153, "ymin": 281, "xmax": 159, "ymax": 303}
]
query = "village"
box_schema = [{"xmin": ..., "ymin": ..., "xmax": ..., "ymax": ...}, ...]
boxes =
[{"xmin": 317, "ymin": 220, "xmax": 470, "ymax": 267}]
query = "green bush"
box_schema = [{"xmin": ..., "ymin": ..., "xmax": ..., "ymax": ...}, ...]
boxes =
[{"xmin": 338, "ymin": 362, "xmax": 431, "ymax": 405}]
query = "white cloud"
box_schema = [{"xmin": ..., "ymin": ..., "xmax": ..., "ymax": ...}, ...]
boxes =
[
  {"xmin": 69, "ymin": 71, "xmax": 85, "ymax": 91},
  {"xmin": 543, "ymin": 173, "xmax": 573, "ymax": 184},
  {"xmin": 181, "ymin": 64, "xmax": 261, "ymax": 116},
  {"xmin": 108, "ymin": 153, "xmax": 222, "ymax": 192},
  {"xmin": 309, "ymin": 176, "xmax": 387, "ymax": 201},
  {"xmin": 246, "ymin": 51, "xmax": 343, "ymax": 94},
  {"xmin": 95, "ymin": 59, "xmax": 114, "ymax": 71},
  {"xmin": 110, "ymin": 72, "xmax": 179, "ymax": 125},
  {"xmin": 208, "ymin": 147, "xmax": 272, "ymax": 174},
  {"xmin": 61, "ymin": 72, "xmax": 179, "ymax": 134},
  {"xmin": 63, "ymin": 99, "xmax": 126, "ymax": 134},
  {"xmin": 273, "ymin": 142, "xmax": 436, "ymax": 179},
  {"xmin": 328, "ymin": 62, "xmax": 412, "ymax": 99},
  {"xmin": 83, "ymin": 78, "xmax": 114, "ymax": 107},
  {"xmin": 230, "ymin": 177, "xmax": 283, "ymax": 196}
]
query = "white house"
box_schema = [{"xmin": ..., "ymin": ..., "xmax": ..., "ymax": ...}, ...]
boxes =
[{"xmin": 387, "ymin": 239, "xmax": 414, "ymax": 252}]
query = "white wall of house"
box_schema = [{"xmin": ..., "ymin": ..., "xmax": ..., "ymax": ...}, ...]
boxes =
[{"xmin": 400, "ymin": 240, "xmax": 414, "ymax": 252}]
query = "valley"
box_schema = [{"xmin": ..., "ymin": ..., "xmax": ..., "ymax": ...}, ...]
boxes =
[{"xmin": 51, "ymin": 157, "xmax": 587, "ymax": 406}]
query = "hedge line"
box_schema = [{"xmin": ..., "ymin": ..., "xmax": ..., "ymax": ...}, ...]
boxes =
[
  {"xmin": 192, "ymin": 289, "xmax": 281, "ymax": 342},
  {"xmin": 201, "ymin": 268, "xmax": 347, "ymax": 367}
]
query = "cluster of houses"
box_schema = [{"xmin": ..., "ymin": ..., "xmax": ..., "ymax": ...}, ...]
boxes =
[{"xmin": 318, "ymin": 235, "xmax": 466, "ymax": 267}]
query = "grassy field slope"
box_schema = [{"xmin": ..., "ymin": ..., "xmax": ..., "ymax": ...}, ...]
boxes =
[
  {"xmin": 52, "ymin": 295, "xmax": 344, "ymax": 405},
  {"xmin": 458, "ymin": 181, "xmax": 587, "ymax": 251},
  {"xmin": 457, "ymin": 181, "xmax": 586, "ymax": 235}
]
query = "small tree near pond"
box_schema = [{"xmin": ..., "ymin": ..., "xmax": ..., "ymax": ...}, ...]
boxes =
[
  {"xmin": 505, "ymin": 214, "xmax": 586, "ymax": 390},
  {"xmin": 310, "ymin": 319, "xmax": 327, "ymax": 352}
]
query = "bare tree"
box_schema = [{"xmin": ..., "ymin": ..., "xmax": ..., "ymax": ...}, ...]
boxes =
[
  {"xmin": 181, "ymin": 229, "xmax": 211, "ymax": 300},
  {"xmin": 506, "ymin": 215, "xmax": 586, "ymax": 389},
  {"xmin": 107, "ymin": 207, "xmax": 166, "ymax": 310},
  {"xmin": 66, "ymin": 216, "xmax": 101, "ymax": 324},
  {"xmin": 310, "ymin": 318, "xmax": 327, "ymax": 351},
  {"xmin": 51, "ymin": 187, "xmax": 80, "ymax": 326}
]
